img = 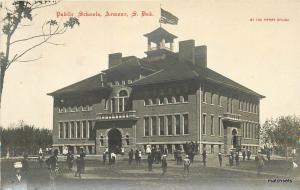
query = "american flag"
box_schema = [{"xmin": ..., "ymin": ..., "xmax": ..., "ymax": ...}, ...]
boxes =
[{"xmin": 159, "ymin": 8, "xmax": 179, "ymax": 25}]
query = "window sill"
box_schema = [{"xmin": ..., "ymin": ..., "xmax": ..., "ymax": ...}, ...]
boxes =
[{"xmin": 144, "ymin": 102, "xmax": 189, "ymax": 107}]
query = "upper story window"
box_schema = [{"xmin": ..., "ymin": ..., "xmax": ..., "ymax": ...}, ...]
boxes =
[
  {"xmin": 104, "ymin": 99, "xmax": 108, "ymax": 110},
  {"xmin": 122, "ymin": 80, "xmax": 126, "ymax": 85},
  {"xmin": 210, "ymin": 93, "xmax": 214, "ymax": 105},
  {"xmin": 202, "ymin": 91, "xmax": 206, "ymax": 103},
  {"xmin": 182, "ymin": 94, "xmax": 188, "ymax": 103},
  {"xmin": 217, "ymin": 94, "xmax": 221, "ymax": 106},
  {"xmin": 82, "ymin": 105, "xmax": 92, "ymax": 111},
  {"xmin": 118, "ymin": 90, "xmax": 129, "ymax": 112}
]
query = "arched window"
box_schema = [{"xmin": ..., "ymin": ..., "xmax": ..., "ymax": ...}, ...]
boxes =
[{"xmin": 118, "ymin": 90, "xmax": 129, "ymax": 112}]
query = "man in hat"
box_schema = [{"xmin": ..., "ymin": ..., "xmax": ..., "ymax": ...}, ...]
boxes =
[
  {"xmin": 161, "ymin": 154, "xmax": 168, "ymax": 175},
  {"xmin": 183, "ymin": 155, "xmax": 191, "ymax": 176}
]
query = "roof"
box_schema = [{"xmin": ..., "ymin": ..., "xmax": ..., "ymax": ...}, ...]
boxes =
[
  {"xmin": 132, "ymin": 56, "xmax": 265, "ymax": 98},
  {"xmin": 102, "ymin": 56, "xmax": 154, "ymax": 82},
  {"xmin": 144, "ymin": 27, "xmax": 177, "ymax": 43},
  {"xmin": 48, "ymin": 73, "xmax": 110, "ymax": 96}
]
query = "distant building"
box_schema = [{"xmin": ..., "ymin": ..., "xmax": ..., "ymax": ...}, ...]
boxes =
[{"xmin": 48, "ymin": 27, "xmax": 264, "ymax": 155}]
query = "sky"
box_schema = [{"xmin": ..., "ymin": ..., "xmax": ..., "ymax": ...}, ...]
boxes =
[{"xmin": 1, "ymin": 0, "xmax": 300, "ymax": 129}]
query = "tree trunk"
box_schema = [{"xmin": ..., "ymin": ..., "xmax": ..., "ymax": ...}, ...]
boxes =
[{"xmin": 0, "ymin": 66, "xmax": 6, "ymax": 108}]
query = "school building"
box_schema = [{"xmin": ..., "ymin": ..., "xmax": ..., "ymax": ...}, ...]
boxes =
[{"xmin": 48, "ymin": 27, "xmax": 264, "ymax": 155}]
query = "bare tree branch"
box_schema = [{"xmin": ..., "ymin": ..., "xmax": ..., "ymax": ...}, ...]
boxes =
[{"xmin": 15, "ymin": 55, "xmax": 43, "ymax": 63}]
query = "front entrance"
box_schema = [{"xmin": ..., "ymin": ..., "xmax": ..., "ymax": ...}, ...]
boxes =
[{"xmin": 108, "ymin": 128, "xmax": 122, "ymax": 153}]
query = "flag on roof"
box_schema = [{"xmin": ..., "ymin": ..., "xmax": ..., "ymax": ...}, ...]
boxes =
[{"xmin": 159, "ymin": 8, "xmax": 179, "ymax": 25}]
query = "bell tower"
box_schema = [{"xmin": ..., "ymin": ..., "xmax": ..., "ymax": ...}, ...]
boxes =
[{"xmin": 144, "ymin": 27, "xmax": 177, "ymax": 57}]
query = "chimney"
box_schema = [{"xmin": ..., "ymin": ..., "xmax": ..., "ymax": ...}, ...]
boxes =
[
  {"xmin": 195, "ymin": 46, "xmax": 207, "ymax": 68},
  {"xmin": 108, "ymin": 53, "xmax": 122, "ymax": 68},
  {"xmin": 179, "ymin": 40, "xmax": 195, "ymax": 64}
]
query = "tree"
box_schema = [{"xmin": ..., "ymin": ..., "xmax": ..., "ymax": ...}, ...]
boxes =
[
  {"xmin": 0, "ymin": 0, "xmax": 79, "ymax": 107},
  {"xmin": 0, "ymin": 121, "xmax": 52, "ymax": 156},
  {"xmin": 260, "ymin": 115, "xmax": 300, "ymax": 159}
]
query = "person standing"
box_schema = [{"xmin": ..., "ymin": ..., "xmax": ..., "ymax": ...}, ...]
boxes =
[
  {"xmin": 266, "ymin": 149, "xmax": 271, "ymax": 161},
  {"xmin": 202, "ymin": 149, "xmax": 207, "ymax": 167},
  {"xmin": 135, "ymin": 150, "xmax": 139, "ymax": 165},
  {"xmin": 102, "ymin": 151, "xmax": 107, "ymax": 165},
  {"xmin": 161, "ymin": 155, "xmax": 168, "ymax": 175},
  {"xmin": 147, "ymin": 153, "xmax": 153, "ymax": 171},
  {"xmin": 247, "ymin": 149, "xmax": 251, "ymax": 160},
  {"xmin": 235, "ymin": 152, "xmax": 240, "ymax": 167},
  {"xmin": 75, "ymin": 154, "xmax": 84, "ymax": 178},
  {"xmin": 66, "ymin": 150, "xmax": 74, "ymax": 171},
  {"xmin": 138, "ymin": 149, "xmax": 142, "ymax": 165},
  {"xmin": 46, "ymin": 149, "xmax": 59, "ymax": 189},
  {"xmin": 128, "ymin": 149, "xmax": 134, "ymax": 165},
  {"xmin": 79, "ymin": 148, "xmax": 86, "ymax": 173},
  {"xmin": 183, "ymin": 155, "xmax": 191, "ymax": 176},
  {"xmin": 38, "ymin": 153, "xmax": 44, "ymax": 169},
  {"xmin": 111, "ymin": 152, "xmax": 117, "ymax": 165},
  {"xmin": 218, "ymin": 152, "xmax": 222, "ymax": 167},
  {"xmin": 242, "ymin": 149, "xmax": 246, "ymax": 161},
  {"xmin": 255, "ymin": 153, "xmax": 265, "ymax": 175}
]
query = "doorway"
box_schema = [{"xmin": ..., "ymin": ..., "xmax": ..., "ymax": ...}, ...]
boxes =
[{"xmin": 108, "ymin": 128, "xmax": 122, "ymax": 153}]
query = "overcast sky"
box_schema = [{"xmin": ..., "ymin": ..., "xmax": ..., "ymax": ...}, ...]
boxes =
[{"xmin": 1, "ymin": 0, "xmax": 300, "ymax": 129}]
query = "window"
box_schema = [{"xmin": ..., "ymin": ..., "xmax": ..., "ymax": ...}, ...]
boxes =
[
  {"xmin": 151, "ymin": 98, "xmax": 156, "ymax": 105},
  {"xmin": 248, "ymin": 123, "xmax": 251, "ymax": 138},
  {"xmin": 104, "ymin": 99, "xmax": 108, "ymax": 110},
  {"xmin": 175, "ymin": 95, "xmax": 181, "ymax": 103},
  {"xmin": 159, "ymin": 96, "xmax": 164, "ymax": 105},
  {"xmin": 167, "ymin": 96, "xmax": 173, "ymax": 104},
  {"xmin": 210, "ymin": 115, "xmax": 214, "ymax": 135},
  {"xmin": 239, "ymin": 100, "xmax": 242, "ymax": 110},
  {"xmin": 230, "ymin": 98, "xmax": 233, "ymax": 113},
  {"xmin": 88, "ymin": 121, "xmax": 93, "ymax": 139},
  {"xmin": 211, "ymin": 144, "xmax": 214, "ymax": 154},
  {"xmin": 245, "ymin": 123, "xmax": 248, "ymax": 138},
  {"xmin": 144, "ymin": 99, "xmax": 150, "ymax": 106},
  {"xmin": 126, "ymin": 135, "xmax": 130, "ymax": 145},
  {"xmin": 111, "ymin": 98, "xmax": 116, "ymax": 112},
  {"xmin": 122, "ymin": 80, "xmax": 126, "ymax": 85},
  {"xmin": 210, "ymin": 93, "xmax": 214, "ymax": 104},
  {"xmin": 100, "ymin": 136, "xmax": 104, "ymax": 146},
  {"xmin": 144, "ymin": 117, "xmax": 150, "ymax": 136},
  {"xmin": 70, "ymin": 121, "xmax": 75, "ymax": 138},
  {"xmin": 218, "ymin": 117, "xmax": 222, "ymax": 136},
  {"xmin": 82, "ymin": 121, "xmax": 87, "ymax": 138},
  {"xmin": 70, "ymin": 106, "xmax": 77, "ymax": 112},
  {"xmin": 167, "ymin": 115, "xmax": 173, "ymax": 135},
  {"xmin": 152, "ymin": 117, "xmax": 157, "ymax": 135},
  {"xmin": 76, "ymin": 121, "xmax": 81, "ymax": 138},
  {"xmin": 202, "ymin": 91, "xmax": 206, "ymax": 102},
  {"xmin": 159, "ymin": 116, "xmax": 165, "ymax": 135},
  {"xmin": 118, "ymin": 90, "xmax": 128, "ymax": 112},
  {"xmin": 227, "ymin": 97, "xmax": 230, "ymax": 112},
  {"xmin": 182, "ymin": 94, "xmax": 188, "ymax": 103},
  {"xmin": 59, "ymin": 122, "xmax": 63, "ymax": 139},
  {"xmin": 65, "ymin": 122, "xmax": 69, "ymax": 139},
  {"xmin": 217, "ymin": 94, "xmax": 221, "ymax": 106},
  {"xmin": 183, "ymin": 114, "xmax": 189, "ymax": 134},
  {"xmin": 202, "ymin": 115, "xmax": 206, "ymax": 135},
  {"xmin": 175, "ymin": 115, "xmax": 180, "ymax": 135}
]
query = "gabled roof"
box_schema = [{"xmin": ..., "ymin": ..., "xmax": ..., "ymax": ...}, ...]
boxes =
[
  {"xmin": 102, "ymin": 56, "xmax": 154, "ymax": 82},
  {"xmin": 132, "ymin": 56, "xmax": 264, "ymax": 98},
  {"xmin": 144, "ymin": 27, "xmax": 177, "ymax": 43},
  {"xmin": 133, "ymin": 61, "xmax": 199, "ymax": 86},
  {"xmin": 48, "ymin": 73, "xmax": 110, "ymax": 96}
]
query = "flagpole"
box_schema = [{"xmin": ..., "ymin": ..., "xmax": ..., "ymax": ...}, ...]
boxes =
[{"xmin": 160, "ymin": 4, "xmax": 162, "ymax": 27}]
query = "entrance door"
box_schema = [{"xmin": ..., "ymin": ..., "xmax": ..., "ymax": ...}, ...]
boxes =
[{"xmin": 108, "ymin": 128, "xmax": 122, "ymax": 153}]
